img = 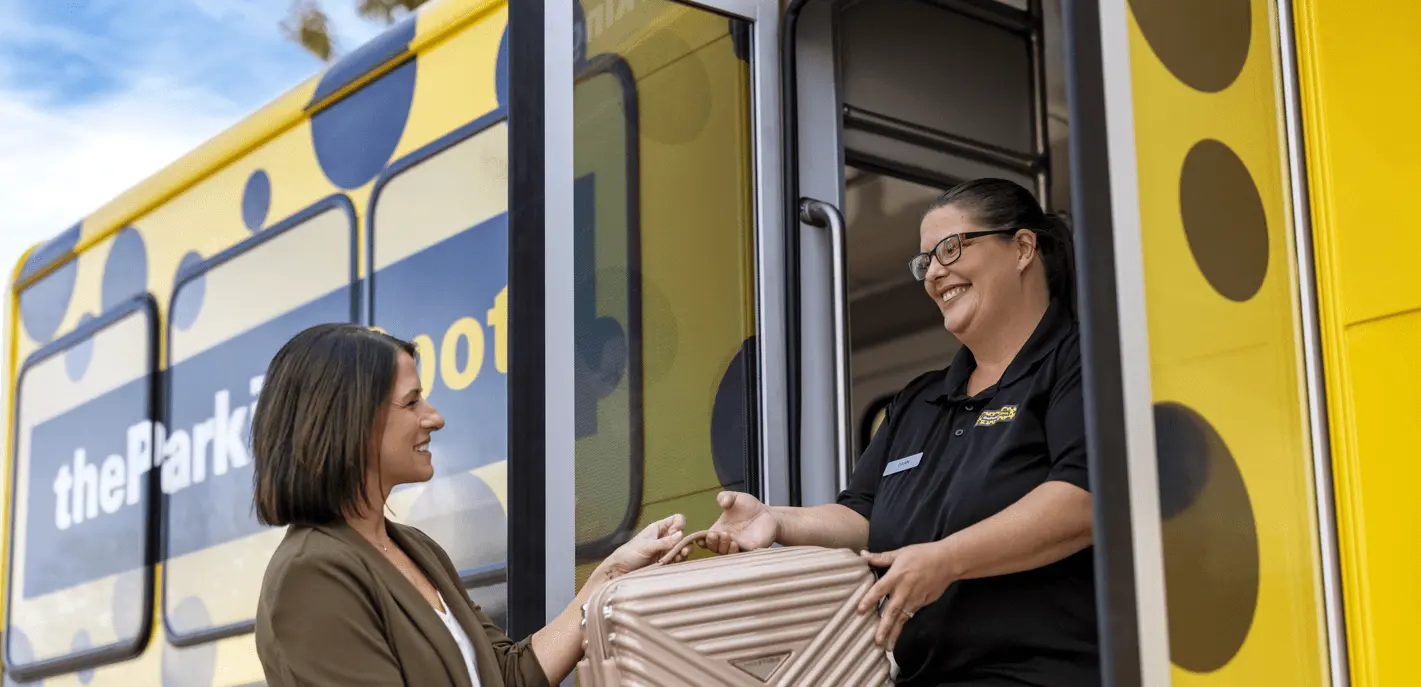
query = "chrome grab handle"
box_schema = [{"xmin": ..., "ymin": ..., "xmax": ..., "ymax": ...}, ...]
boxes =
[{"xmin": 799, "ymin": 198, "xmax": 853, "ymax": 493}]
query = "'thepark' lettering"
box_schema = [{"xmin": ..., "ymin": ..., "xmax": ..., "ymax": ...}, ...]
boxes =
[
  {"xmin": 52, "ymin": 375, "xmax": 264, "ymax": 532},
  {"xmin": 49, "ymin": 293, "xmax": 511, "ymax": 534}
]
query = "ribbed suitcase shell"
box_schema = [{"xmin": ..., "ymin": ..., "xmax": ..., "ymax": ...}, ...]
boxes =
[{"xmin": 577, "ymin": 532, "xmax": 891, "ymax": 686}]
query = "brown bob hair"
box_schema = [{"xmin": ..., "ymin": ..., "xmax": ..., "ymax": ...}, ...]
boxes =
[{"xmin": 251, "ymin": 323, "xmax": 416, "ymax": 527}]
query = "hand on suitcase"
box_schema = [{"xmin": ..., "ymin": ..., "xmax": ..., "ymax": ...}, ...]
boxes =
[
  {"xmin": 601, "ymin": 513, "xmax": 689, "ymax": 578},
  {"xmin": 856, "ymin": 542, "xmax": 957, "ymax": 651},
  {"xmin": 703, "ymin": 491, "xmax": 778, "ymax": 554}
]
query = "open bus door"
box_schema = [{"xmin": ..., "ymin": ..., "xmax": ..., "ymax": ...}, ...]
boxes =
[{"xmin": 782, "ymin": 0, "xmax": 1343, "ymax": 686}]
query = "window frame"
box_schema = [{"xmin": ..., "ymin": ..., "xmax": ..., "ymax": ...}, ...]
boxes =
[
  {"xmin": 365, "ymin": 109, "xmax": 520, "ymax": 589},
  {"xmin": 3, "ymin": 293, "xmax": 161, "ymax": 682},
  {"xmin": 516, "ymin": 0, "xmax": 785, "ymax": 639},
  {"xmin": 364, "ymin": 108, "xmax": 508, "ymax": 326},
  {"xmin": 160, "ymin": 193, "xmax": 358, "ymax": 648},
  {"xmin": 365, "ymin": 51, "xmax": 649, "ymax": 570},
  {"xmin": 563, "ymin": 52, "xmax": 645, "ymax": 561}
]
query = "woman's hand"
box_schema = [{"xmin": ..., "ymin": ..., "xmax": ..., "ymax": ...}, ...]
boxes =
[
  {"xmin": 857, "ymin": 541, "xmax": 959, "ymax": 651},
  {"xmin": 600, "ymin": 514, "xmax": 688, "ymax": 577},
  {"xmin": 703, "ymin": 491, "xmax": 779, "ymax": 554}
]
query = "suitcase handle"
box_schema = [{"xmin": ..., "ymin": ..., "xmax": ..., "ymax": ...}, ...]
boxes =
[{"xmin": 657, "ymin": 530, "xmax": 713, "ymax": 566}]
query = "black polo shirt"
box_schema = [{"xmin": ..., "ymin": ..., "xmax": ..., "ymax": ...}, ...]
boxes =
[{"xmin": 838, "ymin": 298, "xmax": 1098, "ymax": 686}]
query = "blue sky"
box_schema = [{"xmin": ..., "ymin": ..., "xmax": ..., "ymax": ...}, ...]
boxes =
[{"xmin": 0, "ymin": 0, "xmax": 393, "ymax": 282}]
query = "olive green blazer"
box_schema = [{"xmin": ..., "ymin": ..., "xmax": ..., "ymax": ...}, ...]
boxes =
[{"xmin": 255, "ymin": 520, "xmax": 548, "ymax": 687}]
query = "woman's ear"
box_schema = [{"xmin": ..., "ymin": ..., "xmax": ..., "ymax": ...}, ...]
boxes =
[{"xmin": 1014, "ymin": 229, "xmax": 1039, "ymax": 272}]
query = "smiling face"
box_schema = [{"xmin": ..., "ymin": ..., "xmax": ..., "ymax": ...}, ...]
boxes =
[
  {"xmin": 919, "ymin": 203, "xmax": 1037, "ymax": 339},
  {"xmin": 372, "ymin": 352, "xmax": 445, "ymax": 492}
]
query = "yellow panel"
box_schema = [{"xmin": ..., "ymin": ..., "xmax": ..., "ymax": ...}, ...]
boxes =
[
  {"xmin": 1126, "ymin": 0, "xmax": 1328, "ymax": 682},
  {"xmin": 576, "ymin": 0, "xmax": 757, "ymax": 570},
  {"xmin": 1341, "ymin": 313, "xmax": 1421, "ymax": 683},
  {"xmin": 1294, "ymin": 3, "xmax": 1421, "ymax": 327},
  {"xmin": 393, "ymin": 3, "xmax": 505, "ymax": 164},
  {"xmin": 635, "ymin": 32, "xmax": 756, "ymax": 505},
  {"xmin": 1295, "ymin": 1, "xmax": 1421, "ymax": 683}
]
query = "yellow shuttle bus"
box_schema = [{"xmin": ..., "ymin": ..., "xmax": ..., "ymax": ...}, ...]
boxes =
[{"xmin": 2, "ymin": 0, "xmax": 1418, "ymax": 685}]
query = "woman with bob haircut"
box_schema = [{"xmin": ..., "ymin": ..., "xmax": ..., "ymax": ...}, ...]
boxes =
[{"xmin": 252, "ymin": 323, "xmax": 688, "ymax": 687}]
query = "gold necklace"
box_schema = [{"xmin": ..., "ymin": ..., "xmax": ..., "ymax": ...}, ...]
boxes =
[{"xmin": 376, "ymin": 540, "xmax": 444, "ymax": 612}]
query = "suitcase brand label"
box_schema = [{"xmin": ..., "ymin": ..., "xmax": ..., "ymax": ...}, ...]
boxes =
[
  {"xmin": 883, "ymin": 453, "xmax": 922, "ymax": 476},
  {"xmin": 729, "ymin": 651, "xmax": 791, "ymax": 682}
]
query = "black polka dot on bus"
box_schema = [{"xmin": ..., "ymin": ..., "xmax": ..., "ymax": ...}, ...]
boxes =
[
  {"xmin": 2, "ymin": 627, "xmax": 37, "ymax": 686},
  {"xmin": 1153, "ymin": 401, "xmax": 1258, "ymax": 673},
  {"xmin": 71, "ymin": 630, "xmax": 94, "ymax": 684},
  {"xmin": 171, "ymin": 251, "xmax": 206, "ymax": 332},
  {"xmin": 710, "ymin": 336, "xmax": 756, "ymax": 491},
  {"xmin": 101, "ymin": 227, "xmax": 149, "ymax": 311},
  {"xmin": 576, "ymin": 315, "xmax": 628, "ymax": 401},
  {"xmin": 241, "ymin": 169, "xmax": 270, "ymax": 232},
  {"xmin": 162, "ymin": 597, "xmax": 216, "ymax": 687},
  {"xmin": 1179, "ymin": 139, "xmax": 1269, "ymax": 302},
  {"xmin": 18, "ymin": 223, "xmax": 80, "ymax": 344},
  {"xmin": 1128, "ymin": 0, "xmax": 1251, "ymax": 93},
  {"xmin": 309, "ymin": 18, "xmax": 417, "ymax": 190},
  {"xmin": 495, "ymin": 26, "xmax": 509, "ymax": 109},
  {"xmin": 623, "ymin": 30, "xmax": 713, "ymax": 146},
  {"xmin": 64, "ymin": 312, "xmax": 97, "ymax": 381}
]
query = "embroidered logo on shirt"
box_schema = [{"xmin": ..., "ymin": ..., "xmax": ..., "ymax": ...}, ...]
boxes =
[{"xmin": 975, "ymin": 405, "xmax": 1018, "ymax": 426}]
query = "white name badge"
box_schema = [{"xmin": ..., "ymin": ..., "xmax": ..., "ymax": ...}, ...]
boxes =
[{"xmin": 883, "ymin": 453, "xmax": 923, "ymax": 476}]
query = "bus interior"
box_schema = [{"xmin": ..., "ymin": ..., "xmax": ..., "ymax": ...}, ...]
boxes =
[{"xmin": 792, "ymin": 0, "xmax": 1071, "ymax": 477}]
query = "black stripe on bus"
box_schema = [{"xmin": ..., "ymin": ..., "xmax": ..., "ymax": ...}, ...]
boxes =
[
  {"xmin": 1062, "ymin": 0, "xmax": 1144, "ymax": 684},
  {"xmin": 506, "ymin": 0, "xmax": 547, "ymax": 643},
  {"xmin": 781, "ymin": 0, "xmax": 808, "ymax": 507}
]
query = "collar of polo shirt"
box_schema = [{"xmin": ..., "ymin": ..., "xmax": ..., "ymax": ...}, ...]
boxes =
[{"xmin": 933, "ymin": 297, "xmax": 1075, "ymax": 404}]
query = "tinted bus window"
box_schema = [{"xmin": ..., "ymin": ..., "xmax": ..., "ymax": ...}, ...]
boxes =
[
  {"xmin": 576, "ymin": 0, "xmax": 758, "ymax": 556},
  {"xmin": 571, "ymin": 56, "xmax": 643, "ymax": 554},
  {"xmin": 6, "ymin": 302, "xmax": 155, "ymax": 675},
  {"xmin": 163, "ymin": 199, "xmax": 356, "ymax": 640},
  {"xmin": 370, "ymin": 119, "xmax": 510, "ymax": 622}
]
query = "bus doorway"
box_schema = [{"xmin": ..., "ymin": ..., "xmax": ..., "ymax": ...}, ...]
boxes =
[{"xmin": 788, "ymin": 0, "xmax": 1072, "ymax": 502}]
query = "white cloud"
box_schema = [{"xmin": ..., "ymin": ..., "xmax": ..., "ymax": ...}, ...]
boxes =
[
  {"xmin": 0, "ymin": 82, "xmax": 241, "ymax": 277},
  {"xmin": 0, "ymin": 0, "xmax": 395, "ymax": 281}
]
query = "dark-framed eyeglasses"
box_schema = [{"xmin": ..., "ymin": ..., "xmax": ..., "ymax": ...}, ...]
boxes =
[{"xmin": 908, "ymin": 229, "xmax": 1018, "ymax": 281}]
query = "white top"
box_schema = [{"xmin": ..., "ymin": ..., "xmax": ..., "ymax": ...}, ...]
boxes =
[{"xmin": 434, "ymin": 591, "xmax": 482, "ymax": 687}]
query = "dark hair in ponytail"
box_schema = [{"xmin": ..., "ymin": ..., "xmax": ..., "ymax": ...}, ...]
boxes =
[{"xmin": 926, "ymin": 178, "xmax": 1077, "ymax": 318}]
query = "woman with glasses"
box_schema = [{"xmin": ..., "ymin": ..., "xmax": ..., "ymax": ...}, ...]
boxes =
[{"xmin": 703, "ymin": 178, "xmax": 1096, "ymax": 687}]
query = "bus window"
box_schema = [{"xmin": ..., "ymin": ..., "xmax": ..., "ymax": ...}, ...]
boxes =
[
  {"xmin": 575, "ymin": 0, "xmax": 757, "ymax": 555},
  {"xmin": 569, "ymin": 53, "xmax": 644, "ymax": 556},
  {"xmin": 5, "ymin": 298, "xmax": 156, "ymax": 678},
  {"xmin": 163, "ymin": 198, "xmax": 356, "ymax": 642},
  {"xmin": 369, "ymin": 119, "xmax": 510, "ymax": 617}
]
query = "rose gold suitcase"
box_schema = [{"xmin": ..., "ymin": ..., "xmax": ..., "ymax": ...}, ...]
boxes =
[{"xmin": 577, "ymin": 531, "xmax": 892, "ymax": 686}]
